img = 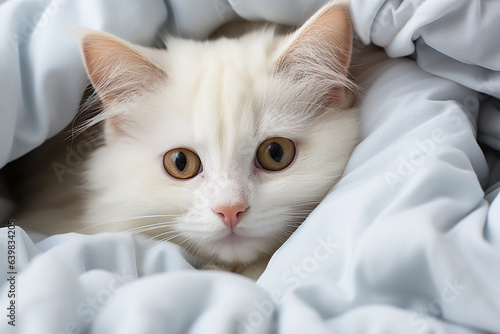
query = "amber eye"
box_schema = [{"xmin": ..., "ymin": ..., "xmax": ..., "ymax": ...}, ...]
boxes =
[
  {"xmin": 163, "ymin": 148, "xmax": 201, "ymax": 179},
  {"xmin": 256, "ymin": 137, "xmax": 295, "ymax": 171}
]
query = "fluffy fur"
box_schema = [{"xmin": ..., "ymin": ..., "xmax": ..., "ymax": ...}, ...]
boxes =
[{"xmin": 14, "ymin": 2, "xmax": 359, "ymax": 277}]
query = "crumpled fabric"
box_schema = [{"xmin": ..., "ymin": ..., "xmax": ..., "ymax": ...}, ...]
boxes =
[{"xmin": 1, "ymin": 0, "xmax": 500, "ymax": 333}]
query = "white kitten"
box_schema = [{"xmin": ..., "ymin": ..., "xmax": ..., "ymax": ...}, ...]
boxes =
[{"xmin": 15, "ymin": 2, "xmax": 359, "ymax": 277}]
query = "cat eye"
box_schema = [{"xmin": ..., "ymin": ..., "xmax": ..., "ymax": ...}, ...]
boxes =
[
  {"xmin": 163, "ymin": 148, "xmax": 201, "ymax": 179},
  {"xmin": 256, "ymin": 137, "xmax": 295, "ymax": 171}
]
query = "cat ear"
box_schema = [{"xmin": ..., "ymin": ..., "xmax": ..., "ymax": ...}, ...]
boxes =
[
  {"xmin": 80, "ymin": 31, "xmax": 166, "ymax": 105},
  {"xmin": 276, "ymin": 3, "xmax": 353, "ymax": 105}
]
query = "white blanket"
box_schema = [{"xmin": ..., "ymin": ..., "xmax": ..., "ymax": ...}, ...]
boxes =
[{"xmin": 1, "ymin": 0, "xmax": 500, "ymax": 333}]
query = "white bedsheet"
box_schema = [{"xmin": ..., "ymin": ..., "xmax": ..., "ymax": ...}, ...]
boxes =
[{"xmin": 1, "ymin": 0, "xmax": 500, "ymax": 333}]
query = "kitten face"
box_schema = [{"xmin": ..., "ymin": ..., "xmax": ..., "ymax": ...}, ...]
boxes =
[{"xmin": 80, "ymin": 4, "xmax": 359, "ymax": 265}]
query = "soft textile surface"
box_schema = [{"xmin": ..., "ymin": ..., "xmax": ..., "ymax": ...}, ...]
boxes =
[{"xmin": 1, "ymin": 0, "xmax": 500, "ymax": 333}]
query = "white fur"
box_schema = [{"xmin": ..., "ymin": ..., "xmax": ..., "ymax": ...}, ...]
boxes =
[
  {"xmin": 16, "ymin": 3, "xmax": 360, "ymax": 274},
  {"xmin": 82, "ymin": 25, "xmax": 359, "ymax": 267}
]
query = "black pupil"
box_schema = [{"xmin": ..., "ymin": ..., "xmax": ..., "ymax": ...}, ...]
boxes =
[
  {"xmin": 268, "ymin": 142, "xmax": 283, "ymax": 162},
  {"xmin": 175, "ymin": 152, "xmax": 187, "ymax": 171}
]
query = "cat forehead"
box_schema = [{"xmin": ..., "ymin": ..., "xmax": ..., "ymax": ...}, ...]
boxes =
[{"xmin": 146, "ymin": 31, "xmax": 309, "ymax": 150}]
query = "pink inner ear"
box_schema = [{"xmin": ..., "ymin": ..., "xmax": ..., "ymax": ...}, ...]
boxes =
[
  {"xmin": 81, "ymin": 32, "xmax": 166, "ymax": 105},
  {"xmin": 276, "ymin": 5, "xmax": 353, "ymax": 77}
]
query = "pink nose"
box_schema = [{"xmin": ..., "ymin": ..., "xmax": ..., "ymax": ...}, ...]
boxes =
[{"xmin": 213, "ymin": 203, "xmax": 248, "ymax": 229}]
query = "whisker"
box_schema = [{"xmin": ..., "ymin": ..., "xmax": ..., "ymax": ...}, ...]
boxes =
[
  {"xmin": 286, "ymin": 201, "xmax": 322, "ymax": 207},
  {"xmin": 149, "ymin": 233, "xmax": 188, "ymax": 252},
  {"xmin": 147, "ymin": 229, "xmax": 181, "ymax": 242},
  {"xmin": 123, "ymin": 221, "xmax": 179, "ymax": 235},
  {"xmin": 76, "ymin": 214, "xmax": 180, "ymax": 232}
]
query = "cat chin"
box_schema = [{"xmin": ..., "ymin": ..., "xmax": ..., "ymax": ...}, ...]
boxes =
[{"xmin": 197, "ymin": 235, "xmax": 272, "ymax": 265}]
